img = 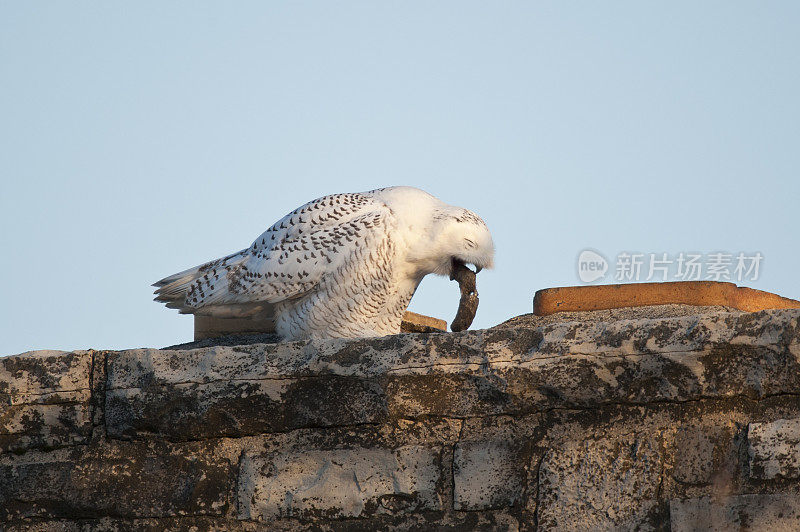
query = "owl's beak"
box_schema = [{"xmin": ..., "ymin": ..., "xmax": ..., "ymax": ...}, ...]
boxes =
[{"xmin": 450, "ymin": 258, "xmax": 482, "ymax": 277}]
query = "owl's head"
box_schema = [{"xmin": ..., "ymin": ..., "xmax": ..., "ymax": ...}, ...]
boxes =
[
  {"xmin": 427, "ymin": 207, "xmax": 495, "ymax": 277},
  {"xmin": 370, "ymin": 186, "xmax": 495, "ymax": 279}
]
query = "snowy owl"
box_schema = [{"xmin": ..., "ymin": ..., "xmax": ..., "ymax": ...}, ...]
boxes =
[{"xmin": 153, "ymin": 186, "xmax": 494, "ymax": 340}]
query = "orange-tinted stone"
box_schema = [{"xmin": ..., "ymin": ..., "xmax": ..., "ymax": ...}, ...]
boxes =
[{"xmin": 533, "ymin": 281, "xmax": 800, "ymax": 316}]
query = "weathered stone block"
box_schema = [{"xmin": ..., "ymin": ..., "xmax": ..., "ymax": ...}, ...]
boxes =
[
  {"xmin": 106, "ymin": 376, "xmax": 387, "ymax": 440},
  {"xmin": 0, "ymin": 442, "xmax": 234, "ymax": 520},
  {"xmin": 387, "ymin": 310, "xmax": 800, "ymax": 418},
  {"xmin": 748, "ymin": 417, "xmax": 800, "ymax": 480},
  {"xmin": 105, "ymin": 348, "xmax": 388, "ymax": 440},
  {"xmin": 670, "ymin": 494, "xmax": 800, "ymax": 531},
  {"xmin": 537, "ymin": 432, "xmax": 664, "ymax": 530},
  {"xmin": 237, "ymin": 445, "xmax": 442, "ymax": 520},
  {"xmin": 453, "ymin": 440, "xmax": 526, "ymax": 510},
  {"xmin": 385, "ymin": 372, "xmax": 518, "ymax": 418},
  {"xmin": 672, "ymin": 424, "xmax": 734, "ymax": 485},
  {"xmin": 0, "ymin": 350, "xmax": 92, "ymax": 453}
]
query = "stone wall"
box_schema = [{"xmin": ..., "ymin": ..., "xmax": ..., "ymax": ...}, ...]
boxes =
[{"xmin": 2, "ymin": 307, "xmax": 800, "ymax": 530}]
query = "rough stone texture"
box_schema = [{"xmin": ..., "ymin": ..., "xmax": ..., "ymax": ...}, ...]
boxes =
[
  {"xmin": 454, "ymin": 440, "xmax": 527, "ymax": 511},
  {"xmin": 0, "ymin": 350, "xmax": 93, "ymax": 453},
  {"xmin": 670, "ymin": 494, "xmax": 800, "ymax": 531},
  {"xmin": 748, "ymin": 417, "xmax": 800, "ymax": 480},
  {"xmin": 672, "ymin": 423, "xmax": 737, "ymax": 485},
  {"xmin": 2, "ymin": 306, "xmax": 800, "ymax": 530},
  {"xmin": 0, "ymin": 441, "xmax": 234, "ymax": 520},
  {"xmin": 104, "ymin": 347, "xmax": 389, "ymax": 440},
  {"xmin": 538, "ymin": 430, "xmax": 664, "ymax": 530},
  {"xmin": 238, "ymin": 445, "xmax": 442, "ymax": 520}
]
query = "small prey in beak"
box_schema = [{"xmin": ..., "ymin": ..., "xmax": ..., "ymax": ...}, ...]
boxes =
[{"xmin": 449, "ymin": 258, "xmax": 480, "ymax": 332}]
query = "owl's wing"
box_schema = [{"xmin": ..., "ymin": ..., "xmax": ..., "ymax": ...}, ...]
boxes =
[{"xmin": 153, "ymin": 192, "xmax": 393, "ymax": 315}]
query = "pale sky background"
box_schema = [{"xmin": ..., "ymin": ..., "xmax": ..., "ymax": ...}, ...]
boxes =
[{"xmin": 1, "ymin": 3, "xmax": 798, "ymax": 356}]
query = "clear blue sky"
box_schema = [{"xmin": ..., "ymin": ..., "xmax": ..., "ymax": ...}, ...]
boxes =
[{"xmin": 2, "ymin": 3, "xmax": 798, "ymax": 356}]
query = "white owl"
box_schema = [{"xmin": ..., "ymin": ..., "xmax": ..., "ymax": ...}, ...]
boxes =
[{"xmin": 153, "ymin": 186, "xmax": 494, "ymax": 340}]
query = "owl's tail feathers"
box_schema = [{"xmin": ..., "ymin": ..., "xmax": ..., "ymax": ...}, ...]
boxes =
[
  {"xmin": 153, "ymin": 251, "xmax": 245, "ymax": 314},
  {"xmin": 153, "ymin": 268, "xmax": 202, "ymax": 312}
]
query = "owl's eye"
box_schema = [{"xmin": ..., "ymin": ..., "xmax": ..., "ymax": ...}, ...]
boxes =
[{"xmin": 464, "ymin": 238, "xmax": 477, "ymax": 249}]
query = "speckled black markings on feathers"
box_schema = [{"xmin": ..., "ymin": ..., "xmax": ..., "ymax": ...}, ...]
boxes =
[
  {"xmin": 180, "ymin": 194, "xmax": 377, "ymax": 307},
  {"xmin": 276, "ymin": 218, "xmax": 406, "ymax": 339},
  {"xmin": 156, "ymin": 191, "xmax": 415, "ymax": 338},
  {"xmin": 154, "ymin": 186, "xmax": 494, "ymax": 340}
]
